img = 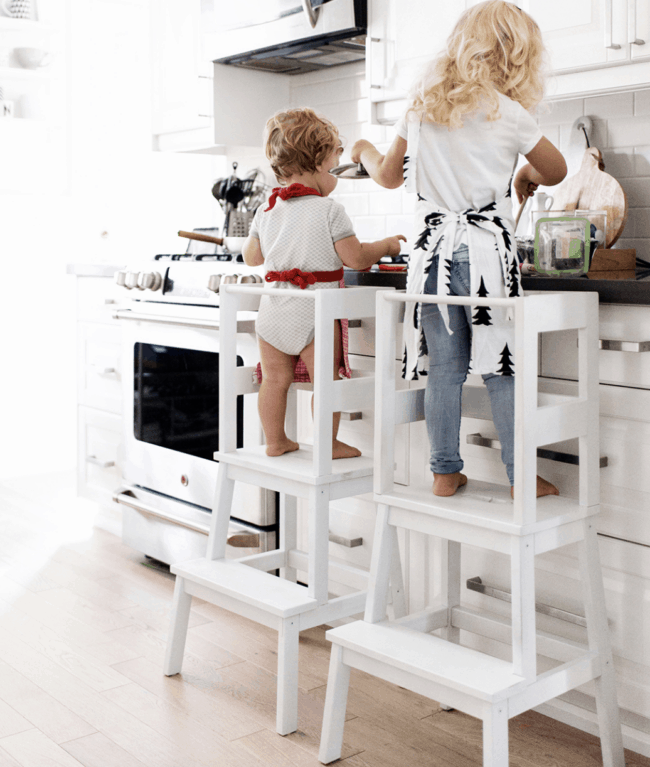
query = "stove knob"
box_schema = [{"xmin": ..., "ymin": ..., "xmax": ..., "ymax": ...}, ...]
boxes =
[
  {"xmin": 125, "ymin": 271, "xmax": 141, "ymax": 290},
  {"xmin": 238, "ymin": 275, "xmax": 258, "ymax": 284},
  {"xmin": 207, "ymin": 274, "xmax": 222, "ymax": 293},
  {"xmin": 114, "ymin": 270, "xmax": 128, "ymax": 287},
  {"xmin": 221, "ymin": 274, "xmax": 239, "ymax": 285},
  {"xmin": 139, "ymin": 271, "xmax": 163, "ymax": 291}
]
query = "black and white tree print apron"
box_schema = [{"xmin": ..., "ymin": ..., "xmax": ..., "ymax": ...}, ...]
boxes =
[{"xmin": 402, "ymin": 119, "xmax": 521, "ymax": 381}]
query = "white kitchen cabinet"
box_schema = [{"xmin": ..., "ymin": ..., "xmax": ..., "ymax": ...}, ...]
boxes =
[
  {"xmin": 150, "ymin": 0, "xmax": 217, "ymax": 152},
  {"xmin": 73, "ymin": 271, "xmax": 125, "ymax": 509}
]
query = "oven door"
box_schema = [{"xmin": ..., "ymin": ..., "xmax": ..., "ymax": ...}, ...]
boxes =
[{"xmin": 116, "ymin": 303, "xmax": 275, "ymax": 527}]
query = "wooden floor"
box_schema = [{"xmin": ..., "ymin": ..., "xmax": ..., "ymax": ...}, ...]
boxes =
[{"xmin": 1, "ymin": 475, "xmax": 649, "ymax": 767}]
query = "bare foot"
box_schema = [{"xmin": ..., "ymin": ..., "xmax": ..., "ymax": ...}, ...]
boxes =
[
  {"xmin": 266, "ymin": 439, "xmax": 300, "ymax": 457},
  {"xmin": 433, "ymin": 472, "xmax": 468, "ymax": 497},
  {"xmin": 332, "ymin": 440, "xmax": 362, "ymax": 459},
  {"xmin": 510, "ymin": 476, "xmax": 560, "ymax": 499}
]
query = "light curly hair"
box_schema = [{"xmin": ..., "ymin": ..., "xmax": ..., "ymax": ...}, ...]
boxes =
[
  {"xmin": 264, "ymin": 108, "xmax": 341, "ymax": 182},
  {"xmin": 408, "ymin": 1, "xmax": 546, "ymax": 129}
]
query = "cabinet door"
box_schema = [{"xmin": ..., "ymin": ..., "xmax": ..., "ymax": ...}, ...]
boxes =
[
  {"xmin": 521, "ymin": 0, "xmax": 627, "ymax": 70},
  {"xmin": 77, "ymin": 406, "xmax": 122, "ymax": 506},
  {"xmin": 150, "ymin": 0, "xmax": 211, "ymax": 135},
  {"xmin": 367, "ymin": 0, "xmax": 471, "ymax": 109},
  {"xmin": 630, "ymin": 0, "xmax": 650, "ymax": 60}
]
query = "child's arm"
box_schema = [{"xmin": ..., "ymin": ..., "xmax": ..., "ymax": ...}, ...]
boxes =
[
  {"xmin": 514, "ymin": 137, "xmax": 568, "ymax": 203},
  {"xmin": 242, "ymin": 235, "xmax": 264, "ymax": 267},
  {"xmin": 350, "ymin": 136, "xmax": 407, "ymax": 190},
  {"xmin": 335, "ymin": 234, "xmax": 407, "ymax": 271}
]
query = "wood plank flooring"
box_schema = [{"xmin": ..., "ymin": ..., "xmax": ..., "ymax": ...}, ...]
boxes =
[{"xmin": 1, "ymin": 473, "xmax": 649, "ymax": 767}]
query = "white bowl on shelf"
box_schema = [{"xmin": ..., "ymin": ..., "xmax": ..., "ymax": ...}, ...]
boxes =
[{"xmin": 223, "ymin": 236, "xmax": 246, "ymax": 253}]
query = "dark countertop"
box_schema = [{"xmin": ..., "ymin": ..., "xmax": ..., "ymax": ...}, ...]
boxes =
[{"xmin": 344, "ymin": 268, "xmax": 650, "ymax": 305}]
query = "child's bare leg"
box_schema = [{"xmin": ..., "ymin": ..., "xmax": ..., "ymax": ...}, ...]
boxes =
[
  {"xmin": 258, "ymin": 337, "xmax": 300, "ymax": 457},
  {"xmin": 299, "ymin": 322, "xmax": 361, "ymax": 460}
]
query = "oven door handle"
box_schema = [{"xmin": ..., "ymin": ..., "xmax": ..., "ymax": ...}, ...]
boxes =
[
  {"xmin": 113, "ymin": 309, "xmax": 256, "ymax": 333},
  {"xmin": 112, "ymin": 309, "xmax": 221, "ymax": 331},
  {"xmin": 113, "ymin": 488, "xmax": 210, "ymax": 535}
]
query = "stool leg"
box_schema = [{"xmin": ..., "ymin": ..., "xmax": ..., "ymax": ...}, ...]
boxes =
[
  {"xmin": 439, "ymin": 538, "xmax": 461, "ymax": 710},
  {"xmin": 319, "ymin": 644, "xmax": 351, "ymax": 764},
  {"xmin": 365, "ymin": 504, "xmax": 393, "ymax": 623},
  {"xmin": 276, "ymin": 617, "xmax": 300, "ymax": 735},
  {"xmin": 280, "ymin": 493, "xmax": 298, "ymax": 583},
  {"xmin": 308, "ymin": 486, "xmax": 330, "ymax": 605},
  {"xmin": 579, "ymin": 521, "xmax": 624, "ymax": 767},
  {"xmin": 164, "ymin": 576, "xmax": 192, "ymax": 676},
  {"xmin": 389, "ymin": 525, "xmax": 407, "ymax": 619},
  {"xmin": 207, "ymin": 463, "xmax": 236, "ymax": 561},
  {"xmin": 483, "ymin": 704, "xmax": 508, "ymax": 767}
]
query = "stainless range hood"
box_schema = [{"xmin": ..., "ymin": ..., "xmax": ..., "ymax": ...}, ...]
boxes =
[{"xmin": 203, "ymin": 0, "xmax": 367, "ymax": 74}]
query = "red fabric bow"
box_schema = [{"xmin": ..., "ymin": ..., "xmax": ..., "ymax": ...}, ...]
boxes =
[
  {"xmin": 264, "ymin": 182, "xmax": 322, "ymax": 211},
  {"xmin": 265, "ymin": 268, "xmax": 317, "ymax": 290}
]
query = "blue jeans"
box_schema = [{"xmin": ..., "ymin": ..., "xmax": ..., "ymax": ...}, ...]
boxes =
[{"xmin": 421, "ymin": 245, "xmax": 515, "ymax": 485}]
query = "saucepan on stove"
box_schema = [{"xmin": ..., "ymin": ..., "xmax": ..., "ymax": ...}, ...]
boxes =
[{"xmin": 329, "ymin": 162, "xmax": 371, "ymax": 179}]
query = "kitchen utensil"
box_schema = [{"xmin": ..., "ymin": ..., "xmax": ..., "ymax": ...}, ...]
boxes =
[
  {"xmin": 178, "ymin": 229, "xmax": 223, "ymax": 246},
  {"xmin": 552, "ymin": 147, "xmax": 627, "ymax": 247},
  {"xmin": 329, "ymin": 162, "xmax": 371, "ymax": 179},
  {"xmin": 2, "ymin": 0, "xmax": 31, "ymax": 19}
]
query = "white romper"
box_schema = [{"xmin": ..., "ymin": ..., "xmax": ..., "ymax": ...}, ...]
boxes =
[{"xmin": 249, "ymin": 194, "xmax": 355, "ymax": 356}]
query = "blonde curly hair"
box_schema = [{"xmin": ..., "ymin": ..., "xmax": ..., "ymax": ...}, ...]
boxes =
[
  {"xmin": 409, "ymin": 1, "xmax": 546, "ymax": 129},
  {"xmin": 264, "ymin": 108, "xmax": 341, "ymax": 182}
]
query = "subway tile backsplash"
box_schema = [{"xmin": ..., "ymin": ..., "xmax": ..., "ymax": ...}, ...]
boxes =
[{"xmin": 239, "ymin": 63, "xmax": 650, "ymax": 262}]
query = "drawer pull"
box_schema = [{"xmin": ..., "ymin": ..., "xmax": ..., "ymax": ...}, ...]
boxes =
[
  {"xmin": 348, "ymin": 319, "xmax": 362, "ymax": 329},
  {"xmin": 466, "ymin": 576, "xmax": 587, "ymax": 628},
  {"xmin": 329, "ymin": 532, "xmax": 363, "ymax": 548},
  {"xmin": 90, "ymin": 364, "xmax": 118, "ymax": 376},
  {"xmin": 113, "ymin": 488, "xmax": 210, "ymax": 535},
  {"xmin": 86, "ymin": 455, "xmax": 115, "ymax": 468},
  {"xmin": 227, "ymin": 533, "xmax": 260, "ymax": 548},
  {"xmin": 104, "ymin": 298, "xmax": 117, "ymax": 305},
  {"xmin": 340, "ymin": 411, "xmax": 362, "ymax": 421},
  {"xmin": 466, "ymin": 433, "xmax": 608, "ymax": 468},
  {"xmin": 599, "ymin": 339, "xmax": 650, "ymax": 352}
]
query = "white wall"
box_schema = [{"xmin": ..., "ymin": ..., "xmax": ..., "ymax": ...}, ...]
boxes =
[{"xmin": 0, "ymin": 0, "xmax": 225, "ymax": 482}]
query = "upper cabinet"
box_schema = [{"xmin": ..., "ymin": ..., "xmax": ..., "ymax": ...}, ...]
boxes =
[{"xmin": 368, "ymin": 0, "xmax": 650, "ymax": 122}]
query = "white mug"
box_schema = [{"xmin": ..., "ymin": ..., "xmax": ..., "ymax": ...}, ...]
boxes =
[
  {"xmin": 534, "ymin": 191, "xmax": 554, "ymax": 211},
  {"xmin": 14, "ymin": 47, "xmax": 52, "ymax": 69}
]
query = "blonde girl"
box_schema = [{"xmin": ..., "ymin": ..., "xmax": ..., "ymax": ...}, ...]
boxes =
[{"xmin": 351, "ymin": 1, "xmax": 566, "ymax": 497}]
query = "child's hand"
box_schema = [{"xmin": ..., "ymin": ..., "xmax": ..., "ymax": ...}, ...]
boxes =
[
  {"xmin": 514, "ymin": 165, "xmax": 539, "ymax": 204},
  {"xmin": 351, "ymin": 139, "xmax": 376, "ymax": 164},
  {"xmin": 385, "ymin": 234, "xmax": 407, "ymax": 257}
]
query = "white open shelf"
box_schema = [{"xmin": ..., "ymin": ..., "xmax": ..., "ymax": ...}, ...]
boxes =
[
  {"xmin": 0, "ymin": 66, "xmax": 51, "ymax": 81},
  {"xmin": 0, "ymin": 17, "xmax": 56, "ymax": 31}
]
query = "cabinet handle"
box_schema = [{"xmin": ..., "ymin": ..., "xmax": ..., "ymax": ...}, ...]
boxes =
[
  {"xmin": 104, "ymin": 298, "xmax": 117, "ymax": 305},
  {"xmin": 347, "ymin": 319, "xmax": 362, "ymax": 329},
  {"xmin": 90, "ymin": 364, "xmax": 118, "ymax": 376},
  {"xmin": 628, "ymin": 0, "xmax": 646, "ymax": 45},
  {"xmin": 113, "ymin": 488, "xmax": 210, "ymax": 535},
  {"xmin": 466, "ymin": 433, "xmax": 608, "ymax": 468},
  {"xmin": 606, "ymin": 0, "xmax": 622, "ymax": 48},
  {"xmin": 466, "ymin": 577, "xmax": 587, "ymax": 628},
  {"xmin": 300, "ymin": 0, "xmax": 320, "ymax": 28},
  {"xmin": 369, "ymin": 37, "xmax": 383, "ymax": 89},
  {"xmin": 86, "ymin": 455, "xmax": 115, "ymax": 468},
  {"xmin": 599, "ymin": 339, "xmax": 650, "ymax": 352},
  {"xmin": 340, "ymin": 411, "xmax": 362, "ymax": 421},
  {"xmin": 329, "ymin": 532, "xmax": 363, "ymax": 548}
]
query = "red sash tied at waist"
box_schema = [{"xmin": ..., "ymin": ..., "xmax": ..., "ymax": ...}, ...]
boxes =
[{"xmin": 265, "ymin": 267, "xmax": 344, "ymax": 290}]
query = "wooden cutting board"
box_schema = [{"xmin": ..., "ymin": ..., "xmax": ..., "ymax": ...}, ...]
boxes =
[{"xmin": 551, "ymin": 147, "xmax": 628, "ymax": 247}]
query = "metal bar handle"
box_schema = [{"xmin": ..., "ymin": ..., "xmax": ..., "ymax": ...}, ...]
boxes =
[
  {"xmin": 599, "ymin": 339, "xmax": 650, "ymax": 352},
  {"xmin": 112, "ymin": 489, "xmax": 210, "ymax": 535},
  {"xmin": 467, "ymin": 576, "xmax": 587, "ymax": 627},
  {"xmin": 301, "ymin": 0, "xmax": 320, "ymax": 28},
  {"xmin": 329, "ymin": 532, "xmax": 363, "ymax": 548},
  {"xmin": 86, "ymin": 455, "xmax": 115, "ymax": 469},
  {"xmin": 113, "ymin": 309, "xmax": 221, "ymax": 330},
  {"xmin": 606, "ymin": 0, "xmax": 622, "ymax": 48},
  {"xmin": 466, "ymin": 433, "xmax": 608, "ymax": 467},
  {"xmin": 629, "ymin": 0, "xmax": 645, "ymax": 45}
]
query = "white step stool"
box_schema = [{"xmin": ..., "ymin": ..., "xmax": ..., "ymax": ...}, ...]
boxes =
[
  {"xmin": 164, "ymin": 282, "xmax": 397, "ymax": 735},
  {"xmin": 319, "ymin": 289, "xmax": 624, "ymax": 767}
]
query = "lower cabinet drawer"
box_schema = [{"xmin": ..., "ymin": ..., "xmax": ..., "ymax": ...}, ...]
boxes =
[
  {"xmin": 77, "ymin": 406, "xmax": 122, "ymax": 506},
  {"xmin": 540, "ymin": 304, "xmax": 650, "ymax": 389},
  {"xmin": 78, "ymin": 323, "xmax": 122, "ymax": 414}
]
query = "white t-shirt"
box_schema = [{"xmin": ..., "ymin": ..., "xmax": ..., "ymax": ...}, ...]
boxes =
[{"xmin": 395, "ymin": 94, "xmax": 543, "ymax": 247}]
